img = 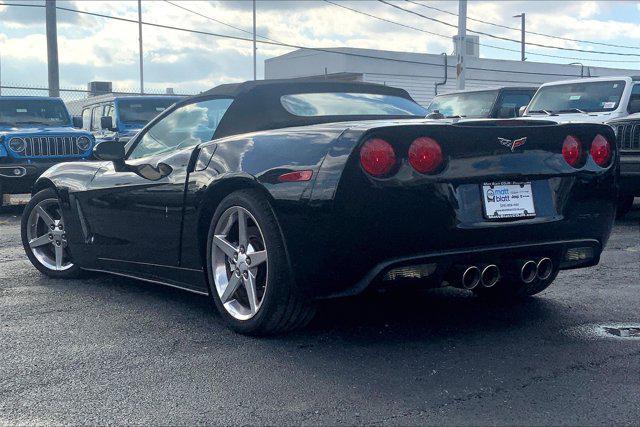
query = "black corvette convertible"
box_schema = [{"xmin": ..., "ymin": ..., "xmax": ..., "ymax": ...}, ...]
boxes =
[{"xmin": 21, "ymin": 80, "xmax": 617, "ymax": 334}]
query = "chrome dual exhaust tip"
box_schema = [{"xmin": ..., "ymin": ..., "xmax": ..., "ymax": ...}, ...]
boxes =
[
  {"xmin": 456, "ymin": 264, "xmax": 501, "ymax": 290},
  {"xmin": 520, "ymin": 260, "xmax": 538, "ymax": 284},
  {"xmin": 480, "ymin": 264, "xmax": 500, "ymax": 288},
  {"xmin": 519, "ymin": 258, "xmax": 554, "ymax": 283},
  {"xmin": 461, "ymin": 266, "xmax": 481, "ymax": 290},
  {"xmin": 536, "ymin": 257, "xmax": 553, "ymax": 280}
]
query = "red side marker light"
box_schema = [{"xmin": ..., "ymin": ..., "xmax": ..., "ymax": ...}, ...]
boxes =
[
  {"xmin": 590, "ymin": 134, "xmax": 612, "ymax": 167},
  {"xmin": 278, "ymin": 170, "xmax": 313, "ymax": 182}
]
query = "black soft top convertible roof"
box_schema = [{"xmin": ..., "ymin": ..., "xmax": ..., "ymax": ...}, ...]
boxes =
[{"xmin": 181, "ymin": 79, "xmax": 422, "ymax": 139}]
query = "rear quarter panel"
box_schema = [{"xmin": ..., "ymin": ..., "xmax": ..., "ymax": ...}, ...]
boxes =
[{"xmin": 179, "ymin": 124, "xmax": 349, "ymax": 273}]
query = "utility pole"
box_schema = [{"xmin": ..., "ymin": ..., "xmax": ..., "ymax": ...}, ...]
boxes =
[
  {"xmin": 45, "ymin": 0, "xmax": 60, "ymax": 97},
  {"xmin": 514, "ymin": 13, "xmax": 526, "ymax": 61},
  {"xmin": 253, "ymin": 0, "xmax": 257, "ymax": 80},
  {"xmin": 456, "ymin": 0, "xmax": 467, "ymax": 90},
  {"xmin": 138, "ymin": 0, "xmax": 144, "ymax": 94}
]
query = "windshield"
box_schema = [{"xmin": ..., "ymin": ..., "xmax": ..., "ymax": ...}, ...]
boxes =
[
  {"xmin": 280, "ymin": 93, "xmax": 426, "ymax": 117},
  {"xmin": 0, "ymin": 98, "xmax": 71, "ymax": 127},
  {"xmin": 528, "ymin": 80, "xmax": 626, "ymax": 113},
  {"xmin": 117, "ymin": 98, "xmax": 181, "ymax": 125},
  {"xmin": 425, "ymin": 91, "xmax": 497, "ymax": 118}
]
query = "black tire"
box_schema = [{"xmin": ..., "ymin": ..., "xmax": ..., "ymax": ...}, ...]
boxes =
[
  {"xmin": 206, "ymin": 189, "xmax": 316, "ymax": 335},
  {"xmin": 616, "ymin": 195, "xmax": 634, "ymax": 219},
  {"xmin": 473, "ymin": 269, "xmax": 559, "ymax": 300},
  {"xmin": 21, "ymin": 188, "xmax": 83, "ymax": 279}
]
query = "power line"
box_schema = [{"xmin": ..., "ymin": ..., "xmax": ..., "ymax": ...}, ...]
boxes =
[
  {"xmin": 378, "ymin": 0, "xmax": 640, "ymax": 58},
  {"xmin": 163, "ymin": 0, "xmax": 281, "ymax": 44},
  {"xmin": 324, "ymin": 0, "xmax": 640, "ymax": 63},
  {"xmin": 0, "ymin": 2, "xmax": 622, "ymax": 77},
  {"xmin": 405, "ymin": 0, "xmax": 640, "ymax": 51},
  {"xmin": 323, "ymin": 0, "xmax": 452, "ymax": 40}
]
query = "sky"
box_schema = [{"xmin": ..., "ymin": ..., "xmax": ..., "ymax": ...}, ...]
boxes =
[{"xmin": 1, "ymin": 0, "xmax": 640, "ymax": 95}]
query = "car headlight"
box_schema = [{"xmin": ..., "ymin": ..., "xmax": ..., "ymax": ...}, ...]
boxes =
[
  {"xmin": 76, "ymin": 136, "xmax": 91, "ymax": 151},
  {"xmin": 8, "ymin": 137, "xmax": 26, "ymax": 153}
]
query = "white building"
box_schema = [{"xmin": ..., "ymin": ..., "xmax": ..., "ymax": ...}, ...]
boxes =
[{"xmin": 265, "ymin": 42, "xmax": 640, "ymax": 106}]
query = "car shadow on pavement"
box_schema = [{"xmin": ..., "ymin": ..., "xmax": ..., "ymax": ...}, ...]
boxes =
[
  {"xmin": 86, "ymin": 270, "xmax": 568, "ymax": 345},
  {"xmin": 306, "ymin": 287, "xmax": 567, "ymax": 341}
]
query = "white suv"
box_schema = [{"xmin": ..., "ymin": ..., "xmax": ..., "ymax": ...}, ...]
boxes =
[{"xmin": 522, "ymin": 76, "xmax": 640, "ymax": 123}]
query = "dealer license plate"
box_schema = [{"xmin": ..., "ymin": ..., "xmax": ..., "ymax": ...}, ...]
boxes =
[{"xmin": 482, "ymin": 182, "xmax": 535, "ymax": 219}]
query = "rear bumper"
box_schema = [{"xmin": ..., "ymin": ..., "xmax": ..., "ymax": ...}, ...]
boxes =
[
  {"xmin": 322, "ymin": 238, "xmax": 601, "ymax": 298},
  {"xmin": 278, "ymin": 174, "xmax": 616, "ymax": 299}
]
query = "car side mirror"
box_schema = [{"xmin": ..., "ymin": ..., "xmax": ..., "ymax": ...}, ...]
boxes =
[
  {"xmin": 93, "ymin": 141, "xmax": 125, "ymax": 162},
  {"xmin": 628, "ymin": 98, "xmax": 640, "ymax": 114},
  {"xmin": 497, "ymin": 106, "xmax": 517, "ymax": 118},
  {"xmin": 518, "ymin": 106, "xmax": 527, "ymax": 117},
  {"xmin": 100, "ymin": 116, "xmax": 115, "ymax": 131},
  {"xmin": 72, "ymin": 116, "xmax": 83, "ymax": 128}
]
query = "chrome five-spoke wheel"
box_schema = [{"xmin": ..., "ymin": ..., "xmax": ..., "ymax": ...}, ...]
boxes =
[
  {"xmin": 25, "ymin": 197, "xmax": 73, "ymax": 271},
  {"xmin": 211, "ymin": 206, "xmax": 268, "ymax": 321}
]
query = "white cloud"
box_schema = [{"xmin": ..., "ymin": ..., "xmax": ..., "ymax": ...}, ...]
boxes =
[{"xmin": 0, "ymin": 0, "xmax": 639, "ymax": 93}]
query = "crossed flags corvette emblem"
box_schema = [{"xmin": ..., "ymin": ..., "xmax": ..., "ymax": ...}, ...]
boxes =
[{"xmin": 498, "ymin": 137, "xmax": 527, "ymax": 151}]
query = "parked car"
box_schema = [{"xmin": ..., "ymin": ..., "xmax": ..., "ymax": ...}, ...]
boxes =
[
  {"xmin": 607, "ymin": 113, "xmax": 640, "ymax": 217},
  {"xmin": 425, "ymin": 87, "xmax": 537, "ymax": 119},
  {"xmin": 522, "ymin": 76, "xmax": 640, "ymax": 122},
  {"xmin": 70, "ymin": 95, "xmax": 183, "ymax": 144},
  {"xmin": 0, "ymin": 96, "xmax": 95, "ymax": 207},
  {"xmin": 21, "ymin": 80, "xmax": 617, "ymax": 335}
]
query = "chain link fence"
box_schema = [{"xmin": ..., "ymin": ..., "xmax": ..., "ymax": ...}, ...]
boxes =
[{"xmin": 0, "ymin": 85, "xmax": 197, "ymax": 115}]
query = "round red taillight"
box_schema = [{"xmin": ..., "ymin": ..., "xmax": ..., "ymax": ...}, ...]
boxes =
[
  {"xmin": 408, "ymin": 137, "xmax": 444, "ymax": 174},
  {"xmin": 562, "ymin": 135, "xmax": 583, "ymax": 168},
  {"xmin": 360, "ymin": 138, "xmax": 396, "ymax": 177},
  {"xmin": 590, "ymin": 134, "xmax": 612, "ymax": 167}
]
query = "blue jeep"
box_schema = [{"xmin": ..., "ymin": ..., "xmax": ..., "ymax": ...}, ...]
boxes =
[
  {"xmin": 74, "ymin": 95, "xmax": 183, "ymax": 144},
  {"xmin": 0, "ymin": 96, "xmax": 95, "ymax": 205}
]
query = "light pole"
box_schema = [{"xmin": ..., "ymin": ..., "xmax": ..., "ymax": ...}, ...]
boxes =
[
  {"xmin": 46, "ymin": 0, "xmax": 60, "ymax": 97},
  {"xmin": 253, "ymin": 0, "xmax": 257, "ymax": 80},
  {"xmin": 456, "ymin": 0, "xmax": 467, "ymax": 90},
  {"xmin": 138, "ymin": 0, "xmax": 144, "ymax": 94},
  {"xmin": 513, "ymin": 13, "xmax": 525, "ymax": 61}
]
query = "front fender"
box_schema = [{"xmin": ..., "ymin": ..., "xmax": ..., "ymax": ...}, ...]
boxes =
[{"xmin": 34, "ymin": 161, "xmax": 108, "ymax": 193}]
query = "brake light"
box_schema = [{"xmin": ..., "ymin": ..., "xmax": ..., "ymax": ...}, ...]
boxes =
[
  {"xmin": 562, "ymin": 135, "xmax": 583, "ymax": 168},
  {"xmin": 360, "ymin": 138, "xmax": 396, "ymax": 177},
  {"xmin": 590, "ymin": 134, "xmax": 612, "ymax": 167},
  {"xmin": 408, "ymin": 137, "xmax": 444, "ymax": 174}
]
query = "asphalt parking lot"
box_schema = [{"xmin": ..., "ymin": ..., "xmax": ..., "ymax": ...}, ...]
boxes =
[{"xmin": 1, "ymin": 202, "xmax": 639, "ymax": 425}]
